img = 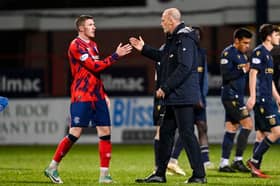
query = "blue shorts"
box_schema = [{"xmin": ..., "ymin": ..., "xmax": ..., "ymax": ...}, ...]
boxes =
[
  {"xmin": 70, "ymin": 100, "xmax": 111, "ymax": 128},
  {"xmin": 194, "ymin": 107, "xmax": 206, "ymax": 122},
  {"xmin": 222, "ymin": 99, "xmax": 250, "ymax": 123},
  {"xmin": 254, "ymin": 99, "xmax": 280, "ymax": 132}
]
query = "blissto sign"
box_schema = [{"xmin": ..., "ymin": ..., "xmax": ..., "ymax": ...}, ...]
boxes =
[{"xmin": 112, "ymin": 98, "xmax": 153, "ymax": 127}]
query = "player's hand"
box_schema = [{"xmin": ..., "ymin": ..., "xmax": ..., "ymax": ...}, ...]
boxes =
[
  {"xmin": 115, "ymin": 43, "xmax": 132, "ymax": 57},
  {"xmin": 105, "ymin": 94, "xmax": 110, "ymax": 109},
  {"xmin": 156, "ymin": 88, "xmax": 165, "ymax": 99},
  {"xmin": 194, "ymin": 100, "xmax": 204, "ymax": 109},
  {"xmin": 246, "ymin": 96, "xmax": 255, "ymax": 111},
  {"xmin": 243, "ymin": 63, "xmax": 250, "ymax": 73},
  {"xmin": 129, "ymin": 36, "xmax": 144, "ymax": 51}
]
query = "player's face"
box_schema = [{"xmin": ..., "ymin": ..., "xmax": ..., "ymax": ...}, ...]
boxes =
[
  {"xmin": 82, "ymin": 19, "xmax": 96, "ymax": 39},
  {"xmin": 161, "ymin": 12, "xmax": 171, "ymax": 34},
  {"xmin": 270, "ymin": 31, "xmax": 280, "ymax": 46},
  {"xmin": 237, "ymin": 37, "xmax": 251, "ymax": 53}
]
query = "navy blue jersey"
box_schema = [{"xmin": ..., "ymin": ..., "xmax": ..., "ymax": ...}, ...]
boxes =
[
  {"xmin": 250, "ymin": 44, "xmax": 273, "ymax": 102},
  {"xmin": 220, "ymin": 45, "xmax": 248, "ymax": 101}
]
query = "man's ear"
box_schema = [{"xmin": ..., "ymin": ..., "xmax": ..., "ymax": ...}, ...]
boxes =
[{"xmin": 78, "ymin": 25, "xmax": 83, "ymax": 32}]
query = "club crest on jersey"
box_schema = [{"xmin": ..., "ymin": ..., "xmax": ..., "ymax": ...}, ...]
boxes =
[
  {"xmin": 223, "ymin": 51, "xmax": 228, "ymax": 57},
  {"xmin": 197, "ymin": 66, "xmax": 204, "ymax": 72},
  {"xmin": 80, "ymin": 54, "xmax": 89, "ymax": 61},
  {"xmin": 260, "ymin": 107, "xmax": 264, "ymax": 114},
  {"xmin": 237, "ymin": 55, "xmax": 241, "ymax": 59},
  {"xmin": 256, "ymin": 51, "xmax": 261, "ymax": 56}
]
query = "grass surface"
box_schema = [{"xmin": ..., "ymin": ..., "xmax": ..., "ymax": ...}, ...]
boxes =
[{"xmin": 0, "ymin": 144, "xmax": 279, "ymax": 185}]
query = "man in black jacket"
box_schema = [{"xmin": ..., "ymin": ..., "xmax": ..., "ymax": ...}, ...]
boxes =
[{"xmin": 129, "ymin": 8, "xmax": 206, "ymax": 184}]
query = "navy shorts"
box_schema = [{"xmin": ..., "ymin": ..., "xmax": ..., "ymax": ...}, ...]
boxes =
[
  {"xmin": 254, "ymin": 99, "xmax": 280, "ymax": 132},
  {"xmin": 194, "ymin": 106, "xmax": 206, "ymax": 123},
  {"xmin": 222, "ymin": 99, "xmax": 250, "ymax": 123},
  {"xmin": 70, "ymin": 100, "xmax": 111, "ymax": 128}
]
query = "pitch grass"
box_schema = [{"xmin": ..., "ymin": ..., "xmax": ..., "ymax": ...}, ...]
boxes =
[{"xmin": 0, "ymin": 144, "xmax": 279, "ymax": 186}]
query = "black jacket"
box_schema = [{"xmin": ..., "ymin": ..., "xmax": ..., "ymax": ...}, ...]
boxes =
[{"xmin": 142, "ymin": 23, "xmax": 200, "ymax": 105}]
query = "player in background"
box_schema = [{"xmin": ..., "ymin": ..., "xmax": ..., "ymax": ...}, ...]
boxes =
[
  {"xmin": 151, "ymin": 45, "xmax": 166, "ymax": 175},
  {"xmin": 0, "ymin": 96, "xmax": 8, "ymax": 112},
  {"xmin": 167, "ymin": 26, "xmax": 214, "ymax": 174},
  {"xmin": 246, "ymin": 24, "xmax": 280, "ymax": 178},
  {"xmin": 44, "ymin": 15, "xmax": 132, "ymax": 184},
  {"xmin": 218, "ymin": 28, "xmax": 253, "ymax": 173}
]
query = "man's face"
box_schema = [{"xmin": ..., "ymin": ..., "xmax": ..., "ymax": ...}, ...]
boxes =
[
  {"xmin": 270, "ymin": 31, "xmax": 280, "ymax": 46},
  {"xmin": 161, "ymin": 12, "xmax": 171, "ymax": 34},
  {"xmin": 80, "ymin": 19, "xmax": 96, "ymax": 39},
  {"xmin": 236, "ymin": 37, "xmax": 251, "ymax": 53}
]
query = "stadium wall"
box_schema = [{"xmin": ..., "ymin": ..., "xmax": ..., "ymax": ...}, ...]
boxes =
[{"xmin": 0, "ymin": 97, "xmax": 256, "ymax": 145}]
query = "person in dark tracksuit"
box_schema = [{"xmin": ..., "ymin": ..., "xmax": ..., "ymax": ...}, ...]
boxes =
[
  {"xmin": 167, "ymin": 27, "xmax": 214, "ymax": 174},
  {"xmin": 219, "ymin": 28, "xmax": 253, "ymax": 173},
  {"xmin": 130, "ymin": 8, "xmax": 206, "ymax": 184}
]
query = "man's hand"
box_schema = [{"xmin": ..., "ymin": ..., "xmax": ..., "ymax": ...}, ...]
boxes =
[
  {"xmin": 246, "ymin": 96, "xmax": 255, "ymax": 111},
  {"xmin": 242, "ymin": 63, "xmax": 250, "ymax": 73},
  {"xmin": 129, "ymin": 36, "xmax": 144, "ymax": 51},
  {"xmin": 115, "ymin": 43, "xmax": 132, "ymax": 57},
  {"xmin": 104, "ymin": 94, "xmax": 110, "ymax": 109},
  {"xmin": 156, "ymin": 88, "xmax": 165, "ymax": 99}
]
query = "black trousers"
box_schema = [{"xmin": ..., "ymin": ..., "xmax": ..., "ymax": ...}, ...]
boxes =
[{"xmin": 156, "ymin": 105, "xmax": 205, "ymax": 178}]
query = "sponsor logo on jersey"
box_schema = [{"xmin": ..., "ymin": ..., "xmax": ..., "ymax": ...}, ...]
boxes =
[
  {"xmin": 74, "ymin": 117, "xmax": 80, "ymax": 124},
  {"xmin": 80, "ymin": 54, "xmax": 89, "ymax": 61},
  {"xmin": 220, "ymin": 58, "xmax": 228, "ymax": 64},
  {"xmin": 265, "ymin": 68, "xmax": 274, "ymax": 74},
  {"xmin": 252, "ymin": 58, "xmax": 261, "ymax": 64}
]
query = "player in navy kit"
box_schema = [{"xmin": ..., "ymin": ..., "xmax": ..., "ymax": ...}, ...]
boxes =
[
  {"xmin": 246, "ymin": 24, "xmax": 280, "ymax": 178},
  {"xmin": 219, "ymin": 28, "xmax": 253, "ymax": 173}
]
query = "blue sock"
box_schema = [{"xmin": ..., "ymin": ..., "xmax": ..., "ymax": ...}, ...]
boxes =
[
  {"xmin": 253, "ymin": 141, "xmax": 262, "ymax": 169},
  {"xmin": 201, "ymin": 145, "xmax": 210, "ymax": 163},
  {"xmin": 171, "ymin": 137, "xmax": 184, "ymax": 159},
  {"xmin": 236, "ymin": 128, "xmax": 250, "ymax": 157},
  {"xmin": 253, "ymin": 137, "xmax": 273, "ymax": 164},
  {"xmin": 221, "ymin": 132, "xmax": 236, "ymax": 159}
]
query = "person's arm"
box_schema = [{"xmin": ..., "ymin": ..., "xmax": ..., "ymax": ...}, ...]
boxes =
[
  {"xmin": 272, "ymin": 81, "xmax": 280, "ymax": 104},
  {"xmin": 104, "ymin": 94, "xmax": 111, "ymax": 109},
  {"xmin": 246, "ymin": 68, "xmax": 258, "ymax": 110},
  {"xmin": 69, "ymin": 42, "xmax": 131, "ymax": 73},
  {"xmin": 202, "ymin": 49, "xmax": 208, "ymax": 97},
  {"xmin": 129, "ymin": 36, "xmax": 162, "ymax": 62}
]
